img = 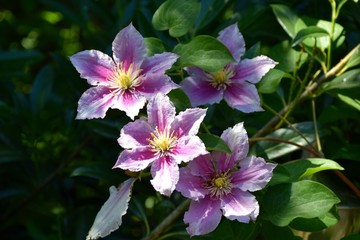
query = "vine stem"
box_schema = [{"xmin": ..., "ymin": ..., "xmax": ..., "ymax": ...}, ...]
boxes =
[
  {"xmin": 141, "ymin": 199, "xmax": 191, "ymax": 240},
  {"xmin": 252, "ymin": 44, "xmax": 360, "ymax": 139}
]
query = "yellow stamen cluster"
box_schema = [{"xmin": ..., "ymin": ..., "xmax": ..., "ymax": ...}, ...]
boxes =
[
  {"xmin": 208, "ymin": 68, "xmax": 234, "ymax": 90},
  {"xmin": 108, "ymin": 63, "xmax": 142, "ymax": 90},
  {"xmin": 147, "ymin": 127, "xmax": 177, "ymax": 156},
  {"xmin": 205, "ymin": 172, "xmax": 233, "ymax": 199}
]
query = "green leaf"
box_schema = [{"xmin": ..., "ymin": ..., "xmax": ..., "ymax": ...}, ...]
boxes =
[
  {"xmin": 255, "ymin": 122, "xmax": 319, "ymax": 160},
  {"xmin": 263, "ymin": 180, "xmax": 340, "ymax": 227},
  {"xmin": 342, "ymin": 234, "xmax": 360, "ymax": 240},
  {"xmin": 332, "ymin": 144, "xmax": 360, "ymax": 161},
  {"xmin": 344, "ymin": 46, "xmax": 360, "ymax": 70},
  {"xmin": 336, "ymin": 93, "xmax": 360, "ymax": 111},
  {"xmin": 261, "ymin": 221, "xmax": 302, "ymax": 240},
  {"xmin": 198, "ymin": 133, "xmax": 231, "ymax": 153},
  {"xmin": 144, "ymin": 37, "xmax": 166, "ymax": 56},
  {"xmin": 271, "ymin": 4, "xmax": 306, "ymax": 38},
  {"xmin": 289, "ymin": 206, "xmax": 339, "ymax": 231},
  {"xmin": 321, "ymin": 69, "xmax": 360, "ymax": 92},
  {"xmin": 152, "ymin": 0, "xmax": 200, "ymax": 37},
  {"xmin": 284, "ymin": 158, "xmax": 344, "ymax": 181},
  {"xmin": 30, "ymin": 65, "xmax": 54, "ymax": 114},
  {"xmin": 212, "ymin": 219, "xmax": 258, "ymax": 240},
  {"xmin": 196, "ymin": 0, "xmax": 228, "ymax": 30},
  {"xmin": 268, "ymin": 41, "xmax": 308, "ymax": 72},
  {"xmin": 291, "ymin": 26, "xmax": 329, "ymax": 47},
  {"xmin": 243, "ymin": 42, "xmax": 261, "ymax": 59},
  {"xmin": 258, "ymin": 69, "xmax": 287, "ymax": 94},
  {"xmin": 173, "ymin": 35, "xmax": 235, "ymax": 72},
  {"xmin": 167, "ymin": 88, "xmax": 191, "ymax": 112}
]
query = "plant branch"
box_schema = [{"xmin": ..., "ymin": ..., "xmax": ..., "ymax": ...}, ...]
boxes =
[
  {"xmin": 253, "ymin": 44, "xmax": 360, "ymax": 139},
  {"xmin": 141, "ymin": 199, "xmax": 191, "ymax": 240}
]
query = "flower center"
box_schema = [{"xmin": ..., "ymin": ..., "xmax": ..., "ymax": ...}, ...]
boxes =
[
  {"xmin": 109, "ymin": 63, "xmax": 142, "ymax": 90},
  {"xmin": 147, "ymin": 127, "xmax": 177, "ymax": 156},
  {"xmin": 208, "ymin": 67, "xmax": 234, "ymax": 90},
  {"xmin": 205, "ymin": 172, "xmax": 233, "ymax": 199}
]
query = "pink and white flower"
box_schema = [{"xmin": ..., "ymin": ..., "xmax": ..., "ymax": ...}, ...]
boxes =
[
  {"xmin": 113, "ymin": 93, "xmax": 208, "ymax": 196},
  {"xmin": 176, "ymin": 122, "xmax": 276, "ymax": 236},
  {"xmin": 180, "ymin": 24, "xmax": 277, "ymax": 113},
  {"xmin": 70, "ymin": 23, "xmax": 179, "ymax": 120}
]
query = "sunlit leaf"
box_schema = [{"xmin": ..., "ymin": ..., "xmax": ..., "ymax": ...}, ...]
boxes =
[
  {"xmin": 336, "ymin": 93, "xmax": 360, "ymax": 111},
  {"xmin": 321, "ymin": 69, "xmax": 360, "ymax": 92},
  {"xmin": 198, "ymin": 133, "xmax": 231, "ymax": 153},
  {"xmin": 152, "ymin": 0, "xmax": 200, "ymax": 37},
  {"xmin": 271, "ymin": 4, "xmax": 306, "ymax": 38},
  {"xmin": 284, "ymin": 158, "xmax": 344, "ymax": 181},
  {"xmin": 263, "ymin": 180, "xmax": 340, "ymax": 227},
  {"xmin": 144, "ymin": 37, "xmax": 166, "ymax": 56},
  {"xmin": 258, "ymin": 68, "xmax": 287, "ymax": 94},
  {"xmin": 173, "ymin": 35, "xmax": 235, "ymax": 72},
  {"xmin": 291, "ymin": 26, "xmax": 329, "ymax": 47}
]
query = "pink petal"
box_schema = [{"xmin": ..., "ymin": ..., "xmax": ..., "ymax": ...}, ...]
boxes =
[
  {"xmin": 111, "ymin": 91, "xmax": 147, "ymax": 120},
  {"xmin": 221, "ymin": 189, "xmax": 259, "ymax": 222},
  {"xmin": 187, "ymin": 154, "xmax": 214, "ymax": 179},
  {"xmin": 136, "ymin": 74, "xmax": 179, "ymax": 99},
  {"xmin": 76, "ymin": 86, "xmax": 115, "ymax": 119},
  {"xmin": 181, "ymin": 67, "xmax": 223, "ymax": 107},
  {"xmin": 117, "ymin": 119, "xmax": 152, "ymax": 149},
  {"xmin": 224, "ymin": 82, "xmax": 263, "ymax": 113},
  {"xmin": 217, "ymin": 24, "xmax": 245, "ymax": 62},
  {"xmin": 147, "ymin": 94, "xmax": 175, "ymax": 131},
  {"xmin": 232, "ymin": 56, "xmax": 277, "ymax": 84},
  {"xmin": 232, "ymin": 156, "xmax": 276, "ymax": 192},
  {"xmin": 150, "ymin": 156, "xmax": 179, "ymax": 196},
  {"xmin": 141, "ymin": 52, "xmax": 179, "ymax": 75},
  {"xmin": 113, "ymin": 147, "xmax": 156, "ymax": 172},
  {"xmin": 176, "ymin": 167, "xmax": 208, "ymax": 201},
  {"xmin": 86, "ymin": 178, "xmax": 135, "ymax": 240},
  {"xmin": 70, "ymin": 50, "xmax": 115, "ymax": 86},
  {"xmin": 171, "ymin": 108, "xmax": 207, "ymax": 137},
  {"xmin": 184, "ymin": 197, "xmax": 222, "ymax": 236},
  {"xmin": 216, "ymin": 122, "xmax": 249, "ymax": 172},
  {"xmin": 112, "ymin": 23, "xmax": 146, "ymax": 69},
  {"xmin": 171, "ymin": 136, "xmax": 208, "ymax": 164}
]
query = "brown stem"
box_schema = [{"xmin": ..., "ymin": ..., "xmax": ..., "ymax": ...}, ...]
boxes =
[{"xmin": 141, "ymin": 199, "xmax": 190, "ymax": 240}]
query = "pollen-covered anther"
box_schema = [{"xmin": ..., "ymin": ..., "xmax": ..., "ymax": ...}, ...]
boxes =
[
  {"xmin": 206, "ymin": 172, "xmax": 233, "ymax": 199},
  {"xmin": 147, "ymin": 127, "xmax": 178, "ymax": 156},
  {"xmin": 108, "ymin": 63, "xmax": 142, "ymax": 90},
  {"xmin": 208, "ymin": 67, "xmax": 234, "ymax": 90}
]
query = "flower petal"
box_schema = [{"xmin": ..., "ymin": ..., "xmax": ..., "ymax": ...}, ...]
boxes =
[
  {"xmin": 181, "ymin": 67, "xmax": 223, "ymax": 107},
  {"xmin": 70, "ymin": 50, "xmax": 115, "ymax": 86},
  {"xmin": 232, "ymin": 55, "xmax": 277, "ymax": 84},
  {"xmin": 224, "ymin": 82, "xmax": 263, "ymax": 113},
  {"xmin": 150, "ymin": 156, "xmax": 179, "ymax": 196},
  {"xmin": 221, "ymin": 188, "xmax": 259, "ymax": 222},
  {"xmin": 232, "ymin": 156, "xmax": 276, "ymax": 192},
  {"xmin": 176, "ymin": 167, "xmax": 208, "ymax": 201},
  {"xmin": 86, "ymin": 178, "xmax": 135, "ymax": 240},
  {"xmin": 76, "ymin": 86, "xmax": 114, "ymax": 119},
  {"xmin": 217, "ymin": 24, "xmax": 245, "ymax": 62},
  {"xmin": 147, "ymin": 94, "xmax": 175, "ymax": 131},
  {"xmin": 113, "ymin": 147, "xmax": 156, "ymax": 172},
  {"xmin": 136, "ymin": 74, "xmax": 179, "ymax": 99},
  {"xmin": 187, "ymin": 154, "xmax": 214, "ymax": 179},
  {"xmin": 112, "ymin": 23, "xmax": 146, "ymax": 69},
  {"xmin": 111, "ymin": 91, "xmax": 147, "ymax": 120},
  {"xmin": 184, "ymin": 197, "xmax": 222, "ymax": 236},
  {"xmin": 141, "ymin": 52, "xmax": 179, "ymax": 75},
  {"xmin": 171, "ymin": 108, "xmax": 207, "ymax": 137},
  {"xmin": 117, "ymin": 119, "xmax": 152, "ymax": 149},
  {"xmin": 171, "ymin": 136, "xmax": 208, "ymax": 164}
]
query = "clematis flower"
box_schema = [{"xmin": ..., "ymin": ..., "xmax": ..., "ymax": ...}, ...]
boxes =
[
  {"xmin": 176, "ymin": 122, "xmax": 276, "ymax": 236},
  {"xmin": 113, "ymin": 93, "xmax": 208, "ymax": 196},
  {"xmin": 70, "ymin": 23, "xmax": 179, "ymax": 120},
  {"xmin": 180, "ymin": 24, "xmax": 277, "ymax": 113}
]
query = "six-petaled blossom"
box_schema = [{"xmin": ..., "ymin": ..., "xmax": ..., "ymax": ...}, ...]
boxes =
[
  {"xmin": 180, "ymin": 24, "xmax": 278, "ymax": 113},
  {"xmin": 113, "ymin": 93, "xmax": 208, "ymax": 196},
  {"xmin": 70, "ymin": 23, "xmax": 179, "ymax": 120},
  {"xmin": 176, "ymin": 122, "xmax": 276, "ymax": 236}
]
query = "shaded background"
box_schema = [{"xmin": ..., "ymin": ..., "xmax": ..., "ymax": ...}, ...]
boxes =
[{"xmin": 1, "ymin": 0, "xmax": 359, "ymax": 239}]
